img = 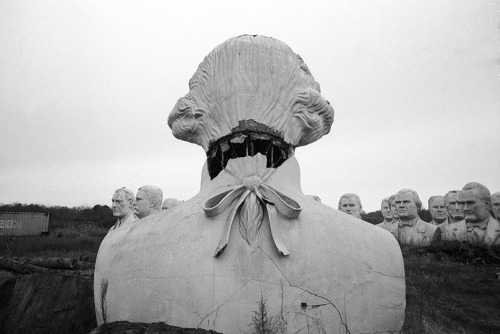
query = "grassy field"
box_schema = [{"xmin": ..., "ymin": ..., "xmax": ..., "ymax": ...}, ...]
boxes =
[
  {"xmin": 1, "ymin": 223, "xmax": 500, "ymax": 333},
  {"xmin": 402, "ymin": 245, "xmax": 500, "ymax": 333},
  {"xmin": 0, "ymin": 222, "xmax": 108, "ymax": 259}
]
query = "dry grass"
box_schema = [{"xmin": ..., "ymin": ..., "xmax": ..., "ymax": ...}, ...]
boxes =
[
  {"xmin": 0, "ymin": 221, "xmax": 107, "ymax": 258},
  {"xmin": 402, "ymin": 245, "xmax": 500, "ymax": 333},
  {"xmin": 2, "ymin": 226, "xmax": 500, "ymax": 333}
]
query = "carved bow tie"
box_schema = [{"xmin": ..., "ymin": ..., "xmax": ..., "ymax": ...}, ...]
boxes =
[
  {"xmin": 467, "ymin": 224, "xmax": 487, "ymax": 232},
  {"xmin": 203, "ymin": 175, "xmax": 301, "ymax": 257},
  {"xmin": 398, "ymin": 221, "xmax": 415, "ymax": 228}
]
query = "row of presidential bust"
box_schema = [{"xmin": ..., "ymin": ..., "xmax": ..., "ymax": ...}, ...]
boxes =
[
  {"xmin": 338, "ymin": 182, "xmax": 500, "ymax": 247},
  {"xmin": 109, "ymin": 186, "xmax": 181, "ymax": 230}
]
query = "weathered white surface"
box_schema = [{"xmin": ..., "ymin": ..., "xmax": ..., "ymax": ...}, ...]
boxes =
[
  {"xmin": 393, "ymin": 218, "xmax": 440, "ymax": 247},
  {"xmin": 95, "ymin": 156, "xmax": 405, "ymax": 333},
  {"xmin": 167, "ymin": 35, "xmax": 334, "ymax": 152},
  {"xmin": 96, "ymin": 35, "xmax": 405, "ymax": 333}
]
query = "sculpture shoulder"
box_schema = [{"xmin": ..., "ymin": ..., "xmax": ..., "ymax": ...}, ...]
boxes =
[
  {"xmin": 485, "ymin": 216, "xmax": 500, "ymax": 245},
  {"xmin": 297, "ymin": 201, "xmax": 400, "ymax": 248},
  {"xmin": 436, "ymin": 218, "xmax": 449, "ymax": 229},
  {"xmin": 415, "ymin": 219, "xmax": 439, "ymax": 236},
  {"xmin": 448, "ymin": 219, "xmax": 466, "ymax": 231}
]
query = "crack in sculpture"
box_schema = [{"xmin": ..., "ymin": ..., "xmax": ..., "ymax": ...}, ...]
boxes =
[
  {"xmin": 258, "ymin": 246, "xmax": 352, "ymax": 334},
  {"xmin": 94, "ymin": 35, "xmax": 406, "ymax": 333},
  {"xmin": 127, "ymin": 274, "xmax": 254, "ymax": 328},
  {"xmin": 297, "ymin": 246, "xmax": 406, "ymax": 281},
  {"xmin": 196, "ymin": 280, "xmax": 251, "ymax": 328},
  {"xmin": 291, "ymin": 313, "xmax": 328, "ymax": 334},
  {"xmin": 128, "ymin": 278, "xmax": 206, "ymax": 320}
]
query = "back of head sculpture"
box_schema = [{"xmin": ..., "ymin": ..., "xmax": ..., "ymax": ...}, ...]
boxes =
[
  {"xmin": 94, "ymin": 35, "xmax": 405, "ymax": 333},
  {"xmin": 161, "ymin": 197, "xmax": 181, "ymax": 210},
  {"xmin": 168, "ymin": 35, "xmax": 333, "ymax": 153}
]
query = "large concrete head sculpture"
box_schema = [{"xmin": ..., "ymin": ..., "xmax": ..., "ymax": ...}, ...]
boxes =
[
  {"xmin": 168, "ymin": 35, "xmax": 334, "ymax": 177},
  {"xmin": 460, "ymin": 181, "xmax": 492, "ymax": 223},
  {"xmin": 338, "ymin": 193, "xmax": 362, "ymax": 219},
  {"xmin": 444, "ymin": 190, "xmax": 464, "ymax": 222},
  {"xmin": 492, "ymin": 192, "xmax": 500, "ymax": 219},
  {"xmin": 428, "ymin": 195, "xmax": 447, "ymax": 224},
  {"xmin": 112, "ymin": 187, "xmax": 135, "ymax": 219},
  {"xmin": 94, "ymin": 35, "xmax": 404, "ymax": 334}
]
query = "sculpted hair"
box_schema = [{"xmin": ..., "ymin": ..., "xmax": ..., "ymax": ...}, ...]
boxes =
[
  {"xmin": 396, "ymin": 189, "xmax": 422, "ymax": 210},
  {"xmin": 168, "ymin": 35, "xmax": 334, "ymax": 152},
  {"xmin": 162, "ymin": 198, "xmax": 181, "ymax": 209},
  {"xmin": 138, "ymin": 185, "xmax": 164, "ymax": 210},
  {"xmin": 307, "ymin": 195, "xmax": 322, "ymax": 203},
  {"xmin": 428, "ymin": 195, "xmax": 444, "ymax": 208},
  {"xmin": 389, "ymin": 194, "xmax": 396, "ymax": 208},
  {"xmin": 115, "ymin": 187, "xmax": 136, "ymax": 208},
  {"xmin": 338, "ymin": 193, "xmax": 362, "ymax": 210},
  {"xmin": 381, "ymin": 197, "xmax": 390, "ymax": 208},
  {"xmin": 444, "ymin": 190, "xmax": 459, "ymax": 206},
  {"xmin": 462, "ymin": 182, "xmax": 491, "ymax": 204}
]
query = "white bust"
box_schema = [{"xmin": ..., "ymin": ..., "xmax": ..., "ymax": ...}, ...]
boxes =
[{"xmin": 95, "ymin": 35, "xmax": 405, "ymax": 333}]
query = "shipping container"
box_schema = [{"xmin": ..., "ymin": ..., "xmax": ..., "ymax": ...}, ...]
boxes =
[{"xmin": 0, "ymin": 212, "xmax": 50, "ymax": 236}]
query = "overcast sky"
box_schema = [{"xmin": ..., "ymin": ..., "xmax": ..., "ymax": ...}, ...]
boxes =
[{"xmin": 0, "ymin": 0, "xmax": 499, "ymax": 213}]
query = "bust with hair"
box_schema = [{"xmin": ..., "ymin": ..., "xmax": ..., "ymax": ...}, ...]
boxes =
[
  {"xmin": 338, "ymin": 193, "xmax": 362, "ymax": 219},
  {"xmin": 394, "ymin": 189, "xmax": 440, "ymax": 246},
  {"xmin": 168, "ymin": 35, "xmax": 334, "ymax": 154},
  {"xmin": 444, "ymin": 190, "xmax": 464, "ymax": 223},
  {"xmin": 428, "ymin": 195, "xmax": 447, "ymax": 225},
  {"xmin": 492, "ymin": 192, "xmax": 500, "ymax": 220},
  {"xmin": 437, "ymin": 190, "xmax": 466, "ymax": 241},
  {"xmin": 457, "ymin": 182, "xmax": 500, "ymax": 245},
  {"xmin": 110, "ymin": 187, "xmax": 137, "ymax": 229},
  {"xmin": 377, "ymin": 197, "xmax": 396, "ymax": 232},
  {"xmin": 95, "ymin": 35, "xmax": 405, "ymax": 333},
  {"xmin": 162, "ymin": 197, "xmax": 181, "ymax": 210},
  {"xmin": 389, "ymin": 194, "xmax": 399, "ymax": 221},
  {"xmin": 135, "ymin": 185, "xmax": 163, "ymax": 219}
]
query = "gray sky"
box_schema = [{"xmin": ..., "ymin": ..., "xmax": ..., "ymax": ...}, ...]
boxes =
[{"xmin": 1, "ymin": 0, "xmax": 499, "ymax": 212}]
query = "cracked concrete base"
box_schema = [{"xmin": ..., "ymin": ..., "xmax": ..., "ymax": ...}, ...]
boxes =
[{"xmin": 95, "ymin": 157, "xmax": 405, "ymax": 333}]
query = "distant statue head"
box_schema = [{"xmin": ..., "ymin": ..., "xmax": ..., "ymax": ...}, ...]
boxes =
[
  {"xmin": 135, "ymin": 185, "xmax": 163, "ymax": 218},
  {"xmin": 459, "ymin": 182, "xmax": 491, "ymax": 223},
  {"xmin": 112, "ymin": 187, "xmax": 135, "ymax": 219},
  {"xmin": 162, "ymin": 198, "xmax": 181, "ymax": 210},
  {"xmin": 168, "ymin": 35, "xmax": 334, "ymax": 178},
  {"xmin": 492, "ymin": 192, "xmax": 500, "ymax": 219},
  {"xmin": 444, "ymin": 190, "xmax": 464, "ymax": 222},
  {"xmin": 338, "ymin": 193, "xmax": 362, "ymax": 219},
  {"xmin": 381, "ymin": 197, "xmax": 392, "ymax": 222},
  {"xmin": 428, "ymin": 195, "xmax": 446, "ymax": 224},
  {"xmin": 389, "ymin": 194, "xmax": 399, "ymax": 219},
  {"xmin": 395, "ymin": 189, "xmax": 422, "ymax": 221},
  {"xmin": 307, "ymin": 195, "xmax": 322, "ymax": 203}
]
